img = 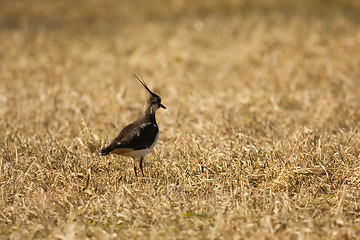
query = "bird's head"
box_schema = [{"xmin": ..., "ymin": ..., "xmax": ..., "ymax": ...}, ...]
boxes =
[{"xmin": 134, "ymin": 74, "xmax": 166, "ymax": 114}]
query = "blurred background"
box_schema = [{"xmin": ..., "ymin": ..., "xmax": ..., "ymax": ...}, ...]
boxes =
[
  {"xmin": 2, "ymin": 0, "xmax": 360, "ymax": 84},
  {"xmin": 1, "ymin": 0, "xmax": 359, "ymax": 138}
]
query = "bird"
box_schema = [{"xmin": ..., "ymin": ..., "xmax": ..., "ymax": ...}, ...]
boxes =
[{"xmin": 100, "ymin": 74, "xmax": 166, "ymax": 177}]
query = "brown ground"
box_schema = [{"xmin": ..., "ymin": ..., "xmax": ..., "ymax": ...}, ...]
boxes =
[{"xmin": 1, "ymin": 0, "xmax": 360, "ymax": 239}]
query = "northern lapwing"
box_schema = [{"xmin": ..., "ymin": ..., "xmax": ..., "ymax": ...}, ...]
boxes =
[{"xmin": 101, "ymin": 74, "xmax": 166, "ymax": 177}]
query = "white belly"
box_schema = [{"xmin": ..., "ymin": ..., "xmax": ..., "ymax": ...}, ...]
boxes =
[{"xmin": 125, "ymin": 131, "xmax": 159, "ymax": 158}]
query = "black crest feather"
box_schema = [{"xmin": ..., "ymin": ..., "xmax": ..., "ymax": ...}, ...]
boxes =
[{"xmin": 133, "ymin": 74, "xmax": 158, "ymax": 97}]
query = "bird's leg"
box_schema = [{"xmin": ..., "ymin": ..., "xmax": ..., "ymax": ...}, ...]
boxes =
[
  {"xmin": 139, "ymin": 157, "xmax": 144, "ymax": 177},
  {"xmin": 133, "ymin": 158, "xmax": 137, "ymax": 177}
]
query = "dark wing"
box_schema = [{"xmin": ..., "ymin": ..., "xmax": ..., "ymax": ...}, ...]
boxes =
[{"xmin": 101, "ymin": 120, "xmax": 158, "ymax": 155}]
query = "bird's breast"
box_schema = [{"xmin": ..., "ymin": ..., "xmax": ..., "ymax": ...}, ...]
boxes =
[{"xmin": 122, "ymin": 130, "xmax": 159, "ymax": 158}]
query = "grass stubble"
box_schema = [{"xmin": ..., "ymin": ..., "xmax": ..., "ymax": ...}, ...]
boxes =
[{"xmin": 0, "ymin": 0, "xmax": 360, "ymax": 239}]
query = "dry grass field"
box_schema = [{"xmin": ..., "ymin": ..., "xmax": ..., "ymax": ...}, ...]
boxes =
[{"xmin": 1, "ymin": 0, "xmax": 360, "ymax": 239}]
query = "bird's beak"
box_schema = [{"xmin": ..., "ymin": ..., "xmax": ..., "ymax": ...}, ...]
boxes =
[{"xmin": 160, "ymin": 104, "xmax": 166, "ymax": 109}]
